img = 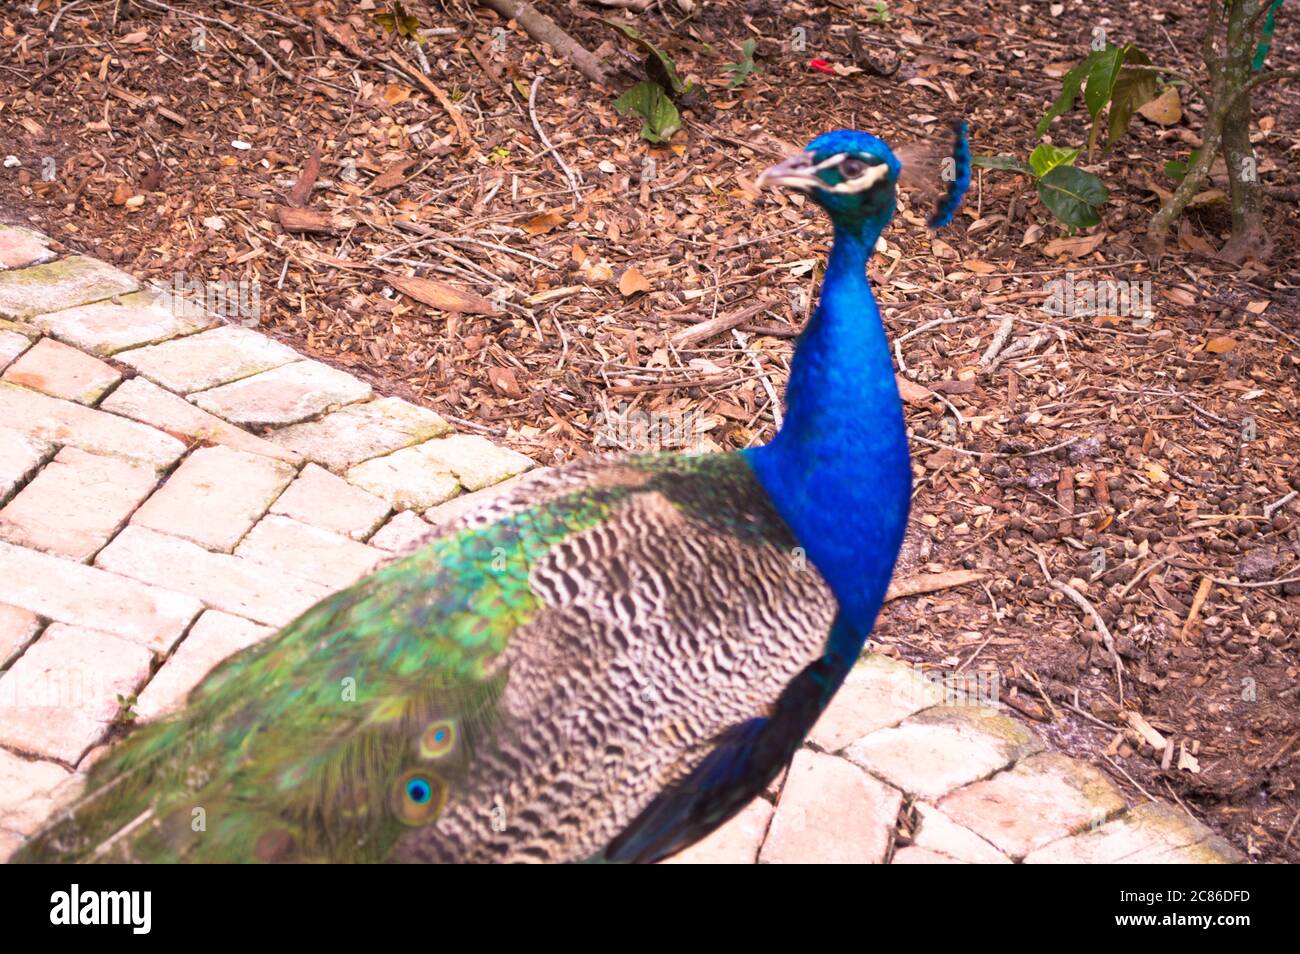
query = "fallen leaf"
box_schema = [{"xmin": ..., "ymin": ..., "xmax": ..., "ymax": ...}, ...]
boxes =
[
  {"xmin": 369, "ymin": 158, "xmax": 415, "ymax": 193},
  {"xmin": 618, "ymin": 266, "xmax": 652, "ymax": 297},
  {"xmin": 111, "ymin": 182, "xmax": 132, "ymax": 206},
  {"xmin": 522, "ymin": 210, "xmax": 565, "ymax": 235},
  {"xmin": 387, "ymin": 275, "xmax": 499, "ymax": 315},
  {"xmin": 487, "ymin": 366, "xmax": 522, "ymax": 398},
  {"xmin": 1205, "ymin": 336, "xmax": 1237, "ymax": 353},
  {"xmin": 1137, "ymin": 85, "xmax": 1182, "ymax": 125},
  {"xmin": 1043, "ymin": 233, "xmax": 1106, "ymax": 258},
  {"xmin": 960, "ymin": 259, "xmax": 1000, "ymax": 274}
]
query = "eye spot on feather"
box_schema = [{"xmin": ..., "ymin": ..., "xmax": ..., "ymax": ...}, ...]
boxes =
[
  {"xmin": 393, "ymin": 770, "xmax": 448, "ymax": 825},
  {"xmin": 254, "ymin": 828, "xmax": 297, "ymax": 862},
  {"xmin": 420, "ymin": 720, "xmax": 457, "ymax": 759}
]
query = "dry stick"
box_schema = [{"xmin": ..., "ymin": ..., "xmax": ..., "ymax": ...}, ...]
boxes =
[
  {"xmin": 909, "ymin": 433, "xmax": 1081, "ymax": 460},
  {"xmin": 136, "ymin": 0, "xmax": 293, "ymax": 80},
  {"xmin": 1104, "ymin": 755, "xmax": 1157, "ymax": 803},
  {"xmin": 1263, "ymin": 490, "xmax": 1298, "ymax": 520},
  {"xmin": 1034, "ymin": 548, "xmax": 1125, "ymax": 708},
  {"xmin": 528, "ymin": 76, "xmax": 582, "ymax": 205},
  {"xmin": 478, "ymin": 0, "xmax": 607, "ymax": 85}
]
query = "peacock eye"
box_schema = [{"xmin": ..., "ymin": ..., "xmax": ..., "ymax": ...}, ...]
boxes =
[{"xmin": 839, "ymin": 157, "xmax": 868, "ymax": 178}]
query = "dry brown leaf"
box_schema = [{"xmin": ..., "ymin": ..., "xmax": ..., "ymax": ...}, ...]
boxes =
[
  {"xmin": 111, "ymin": 182, "xmax": 132, "ymax": 206},
  {"xmin": 961, "ymin": 259, "xmax": 1000, "ymax": 274},
  {"xmin": 523, "ymin": 210, "xmax": 565, "ymax": 236},
  {"xmin": 387, "ymin": 274, "xmax": 499, "ymax": 315},
  {"xmin": 618, "ymin": 266, "xmax": 652, "ymax": 297},
  {"xmin": 1137, "ymin": 85, "xmax": 1182, "ymax": 125},
  {"xmin": 487, "ymin": 366, "xmax": 523, "ymax": 398},
  {"xmin": 369, "ymin": 158, "xmax": 416, "ymax": 193},
  {"xmin": 1205, "ymin": 336, "xmax": 1238, "ymax": 353},
  {"xmin": 1043, "ymin": 233, "xmax": 1105, "ymax": 258}
]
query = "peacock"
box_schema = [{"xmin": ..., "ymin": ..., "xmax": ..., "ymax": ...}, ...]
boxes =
[{"xmin": 14, "ymin": 123, "xmax": 970, "ymax": 864}]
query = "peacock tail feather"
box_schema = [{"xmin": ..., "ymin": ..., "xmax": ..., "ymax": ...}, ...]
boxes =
[{"xmin": 15, "ymin": 453, "xmax": 835, "ymax": 863}]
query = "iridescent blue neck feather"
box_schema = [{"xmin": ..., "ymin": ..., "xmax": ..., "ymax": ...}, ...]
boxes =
[{"xmin": 744, "ymin": 216, "xmax": 911, "ymax": 653}]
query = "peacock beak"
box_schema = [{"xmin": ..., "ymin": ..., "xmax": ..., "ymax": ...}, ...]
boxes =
[{"xmin": 757, "ymin": 152, "xmax": 822, "ymax": 192}]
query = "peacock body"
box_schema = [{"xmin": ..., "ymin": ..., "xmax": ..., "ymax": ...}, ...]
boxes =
[{"xmin": 15, "ymin": 123, "xmax": 969, "ymax": 864}]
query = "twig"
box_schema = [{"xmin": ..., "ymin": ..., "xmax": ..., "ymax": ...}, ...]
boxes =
[
  {"xmin": 1263, "ymin": 490, "xmax": 1297, "ymax": 520},
  {"xmin": 733, "ymin": 329, "xmax": 783, "ymax": 430},
  {"xmin": 528, "ymin": 76, "xmax": 582, "ymax": 205},
  {"xmin": 136, "ymin": 0, "xmax": 293, "ymax": 80},
  {"xmin": 1033, "ymin": 548, "xmax": 1125, "ymax": 707},
  {"xmin": 1103, "ymin": 755, "xmax": 1157, "ymax": 802},
  {"xmin": 909, "ymin": 433, "xmax": 1080, "ymax": 459},
  {"xmin": 979, "ymin": 315, "xmax": 1015, "ymax": 367},
  {"xmin": 478, "ymin": 0, "xmax": 607, "ymax": 85}
]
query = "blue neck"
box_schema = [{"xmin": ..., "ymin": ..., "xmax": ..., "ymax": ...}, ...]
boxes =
[{"xmin": 744, "ymin": 223, "xmax": 911, "ymax": 652}]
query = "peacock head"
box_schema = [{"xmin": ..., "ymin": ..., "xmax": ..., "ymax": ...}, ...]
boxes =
[{"xmin": 758, "ymin": 123, "xmax": 970, "ymax": 235}]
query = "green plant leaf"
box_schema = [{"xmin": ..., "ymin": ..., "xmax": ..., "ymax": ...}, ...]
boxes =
[
  {"xmin": 1036, "ymin": 49, "xmax": 1102, "ymax": 138},
  {"xmin": 1083, "ymin": 45, "xmax": 1127, "ymax": 119},
  {"xmin": 1037, "ymin": 165, "xmax": 1108, "ymax": 229},
  {"xmin": 1028, "ymin": 143, "xmax": 1080, "ymax": 177},
  {"xmin": 972, "ymin": 154, "xmax": 1032, "ymax": 173},
  {"xmin": 613, "ymin": 81, "xmax": 682, "ymax": 143},
  {"xmin": 1104, "ymin": 50, "xmax": 1158, "ymax": 153},
  {"xmin": 605, "ymin": 20, "xmax": 691, "ymax": 95},
  {"xmin": 1164, "ymin": 147, "xmax": 1200, "ymax": 182},
  {"xmin": 723, "ymin": 38, "xmax": 760, "ymax": 89}
]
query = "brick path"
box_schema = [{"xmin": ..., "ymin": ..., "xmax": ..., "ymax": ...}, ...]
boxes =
[{"xmin": 0, "ymin": 223, "xmax": 1241, "ymax": 863}]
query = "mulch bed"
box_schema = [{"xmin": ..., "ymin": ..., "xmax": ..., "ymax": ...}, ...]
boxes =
[{"xmin": 2, "ymin": 0, "xmax": 1297, "ymax": 862}]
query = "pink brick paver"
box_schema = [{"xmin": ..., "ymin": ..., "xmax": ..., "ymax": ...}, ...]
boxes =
[
  {"xmin": 96, "ymin": 525, "xmax": 331, "ymax": 627},
  {"xmin": 268, "ymin": 397, "xmax": 453, "ymax": 471},
  {"xmin": 234, "ymin": 515, "xmax": 385, "ymax": 589},
  {"xmin": 346, "ymin": 444, "xmax": 462, "ymax": 511},
  {"xmin": 2, "ymin": 336, "xmax": 120, "ymax": 404},
  {"xmin": 134, "ymin": 611, "xmax": 273, "ymax": 723},
  {"xmin": 0, "ymin": 255, "xmax": 138, "ymax": 319},
  {"xmin": 0, "ymin": 748, "xmax": 73, "ymax": 838},
  {"xmin": 760, "ymin": 749, "xmax": 902, "ymax": 864},
  {"xmin": 190, "ymin": 359, "xmax": 372, "ymax": 426},
  {"xmin": 0, "ymin": 224, "xmax": 56, "ymax": 270},
  {"xmin": 31, "ymin": 288, "xmax": 215, "ymax": 356},
  {"xmin": 665, "ymin": 796, "xmax": 773, "ymax": 865},
  {"xmin": 0, "ymin": 427, "xmax": 50, "ymax": 501},
  {"xmin": 0, "ymin": 622, "xmax": 154, "ymax": 764},
  {"xmin": 100, "ymin": 376, "xmax": 301, "ymax": 464},
  {"xmin": 0, "ymin": 540, "xmax": 201, "ymax": 652},
  {"xmin": 938, "ymin": 752, "xmax": 1128, "ymax": 859},
  {"xmin": 0, "ymin": 225, "xmax": 1241, "ymax": 864},
  {"xmin": 368, "ymin": 510, "xmax": 434, "ymax": 552},
  {"xmin": 116, "ymin": 324, "xmax": 299, "ymax": 393},
  {"xmin": 0, "ymin": 380, "xmax": 186, "ymax": 469},
  {"xmin": 131, "ymin": 444, "xmax": 296, "ymax": 551},
  {"xmin": 0, "ymin": 328, "xmax": 32, "ymax": 368},
  {"xmin": 0, "ymin": 603, "xmax": 40, "ymax": 666},
  {"xmin": 0, "ymin": 446, "xmax": 156, "ymax": 560},
  {"xmin": 269, "ymin": 463, "xmax": 390, "ymax": 540}
]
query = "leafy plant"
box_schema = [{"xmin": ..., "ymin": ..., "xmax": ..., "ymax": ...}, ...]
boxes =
[
  {"xmin": 605, "ymin": 20, "xmax": 693, "ymax": 143},
  {"xmin": 974, "ymin": 147, "xmax": 1109, "ymax": 229},
  {"xmin": 867, "ymin": 1, "xmax": 893, "ymax": 23},
  {"xmin": 1036, "ymin": 43, "xmax": 1158, "ymax": 156},
  {"xmin": 375, "ymin": 2, "xmax": 423, "ymax": 43},
  {"xmin": 614, "ymin": 82, "xmax": 682, "ymax": 143},
  {"xmin": 604, "ymin": 20, "xmax": 694, "ymax": 96},
  {"xmin": 723, "ymin": 39, "xmax": 760, "ymax": 89},
  {"xmin": 113, "ymin": 693, "xmax": 138, "ymax": 726}
]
